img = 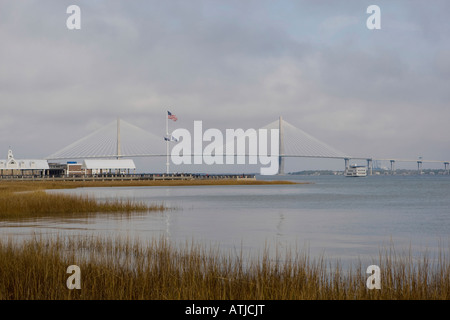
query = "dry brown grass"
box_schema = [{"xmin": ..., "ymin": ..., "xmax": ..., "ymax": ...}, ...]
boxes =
[
  {"xmin": 0, "ymin": 179, "xmax": 298, "ymax": 220},
  {"xmin": 0, "ymin": 236, "xmax": 449, "ymax": 300},
  {"xmin": 0, "ymin": 190, "xmax": 166, "ymax": 220},
  {"xmin": 0, "ymin": 181, "xmax": 168, "ymax": 220}
]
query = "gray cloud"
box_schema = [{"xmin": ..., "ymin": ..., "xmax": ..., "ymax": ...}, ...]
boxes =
[{"xmin": 1, "ymin": 0, "xmax": 449, "ymax": 171}]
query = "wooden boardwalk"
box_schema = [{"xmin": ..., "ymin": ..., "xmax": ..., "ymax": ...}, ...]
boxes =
[{"xmin": 0, "ymin": 173, "xmax": 257, "ymax": 182}]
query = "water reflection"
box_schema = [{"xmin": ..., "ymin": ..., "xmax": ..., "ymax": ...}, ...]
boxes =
[{"xmin": 1, "ymin": 175, "xmax": 450, "ymax": 265}]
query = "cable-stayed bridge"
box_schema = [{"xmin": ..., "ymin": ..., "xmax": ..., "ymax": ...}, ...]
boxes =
[
  {"xmin": 46, "ymin": 118, "xmax": 166, "ymax": 159},
  {"xmin": 46, "ymin": 117, "xmax": 450, "ymax": 175}
]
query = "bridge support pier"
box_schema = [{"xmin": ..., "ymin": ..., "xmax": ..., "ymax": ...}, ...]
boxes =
[
  {"xmin": 366, "ymin": 159, "xmax": 373, "ymax": 176},
  {"xmin": 390, "ymin": 160, "xmax": 395, "ymax": 175},
  {"xmin": 278, "ymin": 116, "xmax": 285, "ymax": 175},
  {"xmin": 278, "ymin": 156, "xmax": 285, "ymax": 175},
  {"xmin": 344, "ymin": 158, "xmax": 350, "ymax": 174},
  {"xmin": 417, "ymin": 161, "xmax": 423, "ymax": 175}
]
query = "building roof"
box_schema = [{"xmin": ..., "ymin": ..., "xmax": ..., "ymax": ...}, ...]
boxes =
[
  {"xmin": 0, "ymin": 150, "xmax": 49, "ymax": 170},
  {"xmin": 81, "ymin": 159, "xmax": 136, "ymax": 170},
  {"xmin": 0, "ymin": 159, "xmax": 49, "ymax": 170}
]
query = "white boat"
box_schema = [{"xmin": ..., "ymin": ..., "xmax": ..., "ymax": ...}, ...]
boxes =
[{"xmin": 345, "ymin": 164, "xmax": 367, "ymax": 177}]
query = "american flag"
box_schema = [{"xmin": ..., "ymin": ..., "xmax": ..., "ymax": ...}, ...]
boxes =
[
  {"xmin": 167, "ymin": 111, "xmax": 177, "ymax": 121},
  {"xmin": 164, "ymin": 135, "xmax": 178, "ymax": 142}
]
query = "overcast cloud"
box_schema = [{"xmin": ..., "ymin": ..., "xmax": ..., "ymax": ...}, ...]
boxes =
[{"xmin": 1, "ymin": 0, "xmax": 449, "ymax": 172}]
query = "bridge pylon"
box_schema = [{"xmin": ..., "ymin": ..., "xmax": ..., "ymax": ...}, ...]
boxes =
[
  {"xmin": 367, "ymin": 158, "xmax": 373, "ymax": 176},
  {"xmin": 390, "ymin": 160, "xmax": 396, "ymax": 175},
  {"xmin": 278, "ymin": 116, "xmax": 285, "ymax": 175}
]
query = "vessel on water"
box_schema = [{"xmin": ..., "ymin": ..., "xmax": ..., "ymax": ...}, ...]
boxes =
[{"xmin": 344, "ymin": 164, "xmax": 367, "ymax": 177}]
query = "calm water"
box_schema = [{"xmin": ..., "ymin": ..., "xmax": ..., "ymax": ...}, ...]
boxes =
[{"xmin": 1, "ymin": 174, "xmax": 450, "ymax": 264}]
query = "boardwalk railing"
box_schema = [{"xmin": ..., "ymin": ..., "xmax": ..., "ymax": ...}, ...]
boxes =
[{"xmin": 0, "ymin": 173, "xmax": 257, "ymax": 182}]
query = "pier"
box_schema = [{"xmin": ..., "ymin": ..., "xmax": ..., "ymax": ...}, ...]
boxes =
[{"xmin": 0, "ymin": 173, "xmax": 257, "ymax": 182}]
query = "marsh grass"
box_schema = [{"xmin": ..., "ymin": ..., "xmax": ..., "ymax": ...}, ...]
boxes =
[
  {"xmin": 0, "ymin": 185, "xmax": 166, "ymax": 220},
  {"xmin": 0, "ymin": 179, "xmax": 297, "ymax": 220},
  {"xmin": 1, "ymin": 236, "xmax": 449, "ymax": 300}
]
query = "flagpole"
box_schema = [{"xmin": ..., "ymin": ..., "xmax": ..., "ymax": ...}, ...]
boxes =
[{"xmin": 166, "ymin": 111, "xmax": 169, "ymax": 175}]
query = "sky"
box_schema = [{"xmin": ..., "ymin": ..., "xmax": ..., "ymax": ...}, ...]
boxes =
[{"xmin": 1, "ymin": 0, "xmax": 449, "ymax": 173}]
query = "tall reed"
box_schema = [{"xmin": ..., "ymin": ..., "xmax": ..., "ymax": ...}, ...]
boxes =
[
  {"xmin": 1, "ymin": 236, "xmax": 449, "ymax": 300},
  {"xmin": 0, "ymin": 190, "xmax": 166, "ymax": 220}
]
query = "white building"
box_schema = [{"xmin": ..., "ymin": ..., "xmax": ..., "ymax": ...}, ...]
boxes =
[
  {"xmin": 0, "ymin": 149, "xmax": 49, "ymax": 176},
  {"xmin": 81, "ymin": 159, "xmax": 136, "ymax": 175}
]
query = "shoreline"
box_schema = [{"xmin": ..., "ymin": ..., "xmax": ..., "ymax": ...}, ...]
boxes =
[
  {"xmin": 0, "ymin": 179, "xmax": 304, "ymax": 220},
  {"xmin": 0, "ymin": 178, "xmax": 303, "ymax": 193}
]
